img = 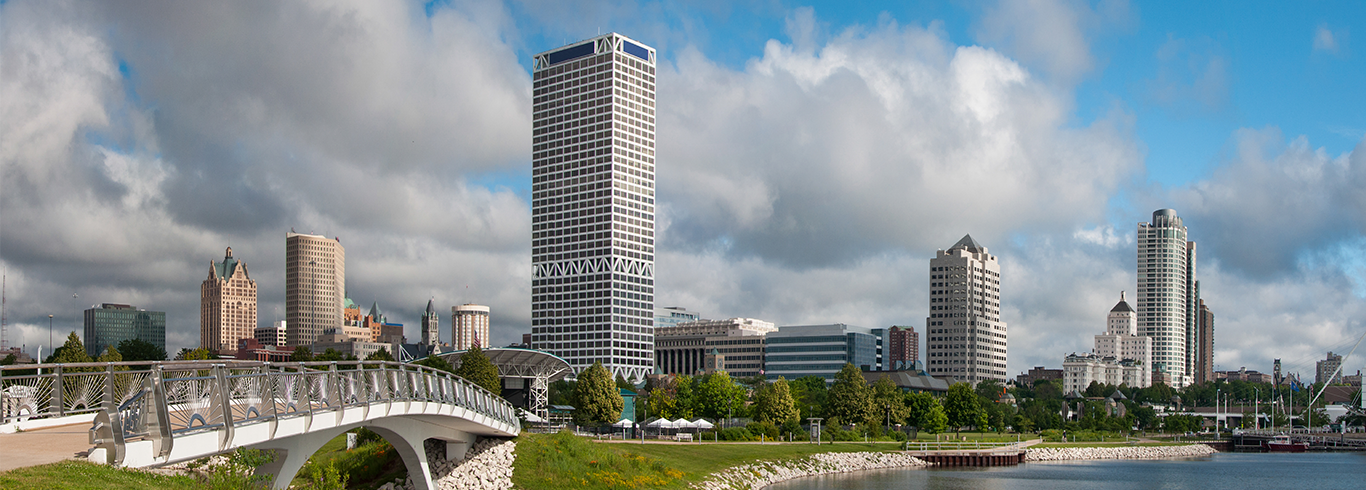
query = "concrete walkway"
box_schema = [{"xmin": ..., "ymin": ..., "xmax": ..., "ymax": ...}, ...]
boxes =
[{"xmin": 0, "ymin": 423, "xmax": 93, "ymax": 472}]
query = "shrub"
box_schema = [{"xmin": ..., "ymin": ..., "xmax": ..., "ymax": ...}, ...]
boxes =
[
  {"xmin": 718, "ymin": 427, "xmax": 753, "ymax": 441},
  {"xmin": 746, "ymin": 421, "xmax": 779, "ymax": 440}
]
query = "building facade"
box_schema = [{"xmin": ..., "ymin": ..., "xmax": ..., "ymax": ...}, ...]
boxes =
[
  {"xmin": 200, "ymin": 247, "xmax": 258, "ymax": 354},
  {"xmin": 654, "ymin": 307, "xmax": 701, "ymax": 329},
  {"xmin": 1016, "ymin": 366, "xmax": 1064, "ymax": 386},
  {"xmin": 887, "ymin": 326, "xmax": 919, "ymax": 371},
  {"xmin": 452, "ymin": 304, "xmax": 491, "ymax": 351},
  {"xmin": 1063, "ymin": 353, "xmax": 1146, "ymax": 394},
  {"xmin": 1137, "ymin": 209, "xmax": 1197, "ymax": 388},
  {"xmin": 84, "ymin": 303, "xmax": 165, "ymax": 358},
  {"xmin": 421, "ymin": 299, "xmax": 440, "ymax": 346},
  {"xmin": 925, "ymin": 235, "xmax": 1008, "ymax": 384},
  {"xmin": 285, "ymin": 232, "xmax": 345, "ymax": 347},
  {"xmin": 764, "ymin": 324, "xmax": 883, "ymax": 382},
  {"xmin": 655, "ymin": 317, "xmax": 775, "ymax": 378},
  {"xmin": 1091, "ymin": 292, "xmax": 1152, "ymax": 387},
  {"xmin": 254, "ymin": 320, "xmax": 286, "ymax": 347},
  {"xmin": 528, "ymin": 33, "xmax": 658, "ymax": 381},
  {"xmin": 1317, "ymin": 352, "xmax": 1344, "ymax": 385},
  {"xmin": 1197, "ymin": 299, "xmax": 1215, "ymax": 384}
]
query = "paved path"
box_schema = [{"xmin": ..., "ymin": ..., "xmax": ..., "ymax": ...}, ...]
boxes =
[{"xmin": 0, "ymin": 423, "xmax": 92, "ymax": 472}]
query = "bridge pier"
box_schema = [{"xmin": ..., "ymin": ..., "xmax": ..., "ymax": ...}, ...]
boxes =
[
  {"xmin": 251, "ymin": 419, "xmax": 476, "ymax": 490},
  {"xmin": 253, "ymin": 426, "xmax": 349, "ymax": 490}
]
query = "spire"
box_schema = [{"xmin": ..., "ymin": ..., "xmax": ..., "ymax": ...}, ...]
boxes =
[
  {"xmin": 1110, "ymin": 292, "xmax": 1134, "ymax": 313},
  {"xmin": 425, "ymin": 298, "xmax": 436, "ymax": 315},
  {"xmin": 369, "ymin": 302, "xmax": 384, "ymax": 323}
]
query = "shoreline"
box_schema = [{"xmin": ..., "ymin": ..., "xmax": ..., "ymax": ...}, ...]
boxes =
[{"xmin": 692, "ymin": 444, "xmax": 1217, "ymax": 490}]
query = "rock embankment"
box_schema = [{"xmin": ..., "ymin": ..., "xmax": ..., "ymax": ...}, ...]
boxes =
[
  {"xmin": 1024, "ymin": 444, "xmax": 1216, "ymax": 462},
  {"xmin": 693, "ymin": 451, "xmax": 928, "ymax": 490},
  {"xmin": 378, "ymin": 438, "xmax": 515, "ymax": 490}
]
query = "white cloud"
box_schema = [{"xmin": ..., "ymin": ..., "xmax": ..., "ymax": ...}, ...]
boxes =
[
  {"xmin": 974, "ymin": 0, "xmax": 1132, "ymax": 84},
  {"xmin": 1145, "ymin": 34, "xmax": 1229, "ymax": 114},
  {"xmin": 1314, "ymin": 24, "xmax": 1338, "ymax": 53}
]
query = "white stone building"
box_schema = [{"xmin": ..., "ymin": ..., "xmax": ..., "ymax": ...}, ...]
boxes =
[
  {"xmin": 452, "ymin": 304, "xmax": 491, "ymax": 351},
  {"xmin": 1063, "ymin": 353, "xmax": 1147, "ymax": 394},
  {"xmin": 1092, "ymin": 292, "xmax": 1152, "ymax": 387},
  {"xmin": 925, "ymin": 235, "xmax": 1008, "ymax": 384}
]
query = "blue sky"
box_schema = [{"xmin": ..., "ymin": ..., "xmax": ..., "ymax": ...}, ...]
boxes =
[{"xmin": 2, "ymin": 0, "xmax": 1364, "ymax": 380}]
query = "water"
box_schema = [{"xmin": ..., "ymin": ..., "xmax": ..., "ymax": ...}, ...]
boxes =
[{"xmin": 769, "ymin": 453, "xmax": 1366, "ymax": 490}]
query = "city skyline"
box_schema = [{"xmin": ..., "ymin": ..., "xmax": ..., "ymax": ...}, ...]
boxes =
[{"xmin": 2, "ymin": 2, "xmax": 1365, "ymax": 379}]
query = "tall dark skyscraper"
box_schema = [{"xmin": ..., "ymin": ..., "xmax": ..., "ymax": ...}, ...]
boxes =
[{"xmin": 528, "ymin": 33, "xmax": 657, "ymax": 381}]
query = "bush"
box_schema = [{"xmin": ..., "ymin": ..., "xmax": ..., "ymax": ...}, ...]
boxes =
[
  {"xmin": 203, "ymin": 448, "xmax": 275, "ymax": 490},
  {"xmin": 718, "ymin": 427, "xmax": 753, "ymax": 441},
  {"xmin": 746, "ymin": 421, "xmax": 779, "ymax": 440},
  {"xmin": 779, "ymin": 419, "xmax": 803, "ymax": 437}
]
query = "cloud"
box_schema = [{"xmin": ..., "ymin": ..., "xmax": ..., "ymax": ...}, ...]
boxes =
[
  {"xmin": 974, "ymin": 0, "xmax": 1132, "ymax": 84},
  {"xmin": 1144, "ymin": 34, "xmax": 1229, "ymax": 114},
  {"xmin": 1314, "ymin": 24, "xmax": 1339, "ymax": 53}
]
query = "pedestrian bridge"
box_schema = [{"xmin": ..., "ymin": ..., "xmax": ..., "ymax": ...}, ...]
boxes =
[{"xmin": 1, "ymin": 360, "xmax": 519, "ymax": 489}]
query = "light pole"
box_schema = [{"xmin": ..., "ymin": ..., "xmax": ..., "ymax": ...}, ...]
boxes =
[
  {"xmin": 1253, "ymin": 386, "xmax": 1260, "ymax": 431},
  {"xmin": 1215, "ymin": 388, "xmax": 1221, "ymax": 430},
  {"xmin": 48, "ymin": 314, "xmax": 53, "ymax": 358}
]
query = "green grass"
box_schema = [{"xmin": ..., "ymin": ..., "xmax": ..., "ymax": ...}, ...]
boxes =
[
  {"xmin": 0, "ymin": 460, "xmax": 199, "ymax": 490},
  {"xmin": 292, "ymin": 432, "xmax": 405, "ymax": 490}
]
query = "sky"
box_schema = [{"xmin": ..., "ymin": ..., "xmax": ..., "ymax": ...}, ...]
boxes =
[{"xmin": 2, "ymin": 0, "xmax": 1365, "ymax": 380}]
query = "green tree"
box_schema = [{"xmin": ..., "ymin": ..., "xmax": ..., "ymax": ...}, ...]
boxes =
[
  {"xmin": 204, "ymin": 447, "xmax": 276, "ymax": 490},
  {"xmin": 644, "ymin": 376, "xmax": 679, "ymax": 419},
  {"xmin": 0, "ymin": 353, "xmax": 16, "ymax": 365},
  {"xmin": 826, "ymin": 363, "xmax": 874, "ymax": 426},
  {"xmin": 904, "ymin": 391, "xmax": 938, "ymax": 428},
  {"xmin": 315, "ymin": 348, "xmax": 345, "ymax": 362},
  {"xmin": 695, "ymin": 371, "xmax": 745, "ymax": 420},
  {"xmin": 674, "ymin": 375, "xmax": 697, "ymax": 419},
  {"xmin": 753, "ymin": 377, "xmax": 800, "ymax": 424},
  {"xmin": 364, "ymin": 348, "xmax": 394, "ymax": 362},
  {"xmin": 922, "ymin": 403, "xmax": 949, "ymax": 433},
  {"xmin": 116, "ymin": 338, "xmax": 166, "ymax": 361},
  {"xmin": 175, "ymin": 347, "xmax": 211, "ymax": 361},
  {"xmin": 574, "ymin": 362, "xmax": 623, "ymax": 425},
  {"xmin": 453, "ymin": 345, "xmax": 501, "ymax": 395},
  {"xmin": 872, "ymin": 376, "xmax": 909, "ymax": 427},
  {"xmin": 289, "ymin": 346, "xmax": 314, "ymax": 362},
  {"xmin": 790, "ymin": 376, "xmax": 829, "ymax": 420},
  {"xmin": 414, "ymin": 355, "xmax": 454, "ymax": 373},
  {"xmin": 943, "ymin": 383, "xmax": 987, "ymax": 433},
  {"xmin": 615, "ymin": 374, "xmax": 636, "ymax": 392},
  {"xmin": 47, "ymin": 332, "xmax": 93, "ymax": 369},
  {"xmin": 97, "ymin": 345, "xmax": 123, "ymax": 363}
]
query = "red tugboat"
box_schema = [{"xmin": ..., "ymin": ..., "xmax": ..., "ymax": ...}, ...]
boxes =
[{"xmin": 1263, "ymin": 435, "xmax": 1309, "ymax": 452}]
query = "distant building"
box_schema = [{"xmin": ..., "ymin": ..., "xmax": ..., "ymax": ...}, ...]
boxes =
[
  {"xmin": 421, "ymin": 299, "xmax": 440, "ymax": 346},
  {"xmin": 1016, "ymin": 366, "xmax": 1064, "ymax": 386},
  {"xmin": 235, "ymin": 338, "xmax": 292, "ymax": 362},
  {"xmin": 254, "ymin": 320, "xmax": 286, "ymax": 347},
  {"xmin": 200, "ymin": 247, "xmax": 258, "ymax": 354},
  {"xmin": 1317, "ymin": 352, "xmax": 1344, "ymax": 385},
  {"xmin": 1197, "ymin": 299, "xmax": 1215, "ymax": 384},
  {"xmin": 1136, "ymin": 209, "xmax": 1198, "ymax": 388},
  {"xmin": 887, "ymin": 326, "xmax": 919, "ymax": 371},
  {"xmin": 1063, "ymin": 353, "xmax": 1146, "ymax": 393},
  {"xmin": 285, "ymin": 232, "xmax": 345, "ymax": 347},
  {"xmin": 1215, "ymin": 367, "xmax": 1272, "ymax": 384},
  {"xmin": 765, "ymin": 324, "xmax": 883, "ymax": 382},
  {"xmin": 654, "ymin": 307, "xmax": 701, "ymax": 329},
  {"xmin": 452, "ymin": 304, "xmax": 490, "ymax": 350},
  {"xmin": 1091, "ymin": 292, "xmax": 1151, "ymax": 387},
  {"xmin": 656, "ymin": 317, "xmax": 775, "ymax": 378},
  {"xmin": 925, "ymin": 234, "xmax": 1007, "ymax": 384},
  {"xmin": 84, "ymin": 303, "xmax": 165, "ymax": 358}
]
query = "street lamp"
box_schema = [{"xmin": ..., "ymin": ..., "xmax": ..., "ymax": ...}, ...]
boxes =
[
  {"xmin": 48, "ymin": 314, "xmax": 53, "ymax": 358},
  {"xmin": 1253, "ymin": 386, "xmax": 1260, "ymax": 431},
  {"xmin": 1216, "ymin": 388, "xmax": 1221, "ymax": 430}
]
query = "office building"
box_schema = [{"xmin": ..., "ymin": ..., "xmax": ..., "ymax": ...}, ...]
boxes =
[
  {"xmin": 200, "ymin": 247, "xmax": 258, "ymax": 354},
  {"xmin": 1091, "ymin": 292, "xmax": 1151, "ymax": 387},
  {"xmin": 453, "ymin": 304, "xmax": 491, "ymax": 350},
  {"xmin": 84, "ymin": 303, "xmax": 165, "ymax": 358},
  {"xmin": 1216, "ymin": 367, "xmax": 1273, "ymax": 384},
  {"xmin": 528, "ymin": 33, "xmax": 658, "ymax": 381},
  {"xmin": 421, "ymin": 299, "xmax": 440, "ymax": 346},
  {"xmin": 1197, "ymin": 299, "xmax": 1214, "ymax": 384},
  {"xmin": 765, "ymin": 324, "xmax": 883, "ymax": 382},
  {"xmin": 887, "ymin": 326, "xmax": 919, "ymax": 371},
  {"xmin": 1016, "ymin": 366, "xmax": 1063, "ymax": 386},
  {"xmin": 255, "ymin": 320, "xmax": 286, "ymax": 347},
  {"xmin": 1318, "ymin": 352, "xmax": 1344, "ymax": 385},
  {"xmin": 656, "ymin": 317, "xmax": 775, "ymax": 378},
  {"xmin": 285, "ymin": 232, "xmax": 345, "ymax": 346},
  {"xmin": 655, "ymin": 307, "xmax": 701, "ymax": 329},
  {"xmin": 1137, "ymin": 209, "xmax": 1197, "ymax": 388},
  {"xmin": 925, "ymin": 234, "xmax": 1008, "ymax": 384}
]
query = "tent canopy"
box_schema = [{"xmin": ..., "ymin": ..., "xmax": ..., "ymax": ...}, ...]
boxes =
[
  {"xmin": 692, "ymin": 418, "xmax": 715, "ymax": 429},
  {"xmin": 611, "ymin": 418, "xmax": 635, "ymax": 428}
]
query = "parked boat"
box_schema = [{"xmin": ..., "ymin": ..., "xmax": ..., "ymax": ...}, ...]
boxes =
[{"xmin": 1263, "ymin": 435, "xmax": 1309, "ymax": 452}]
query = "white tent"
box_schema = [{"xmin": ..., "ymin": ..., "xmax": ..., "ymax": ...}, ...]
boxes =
[
  {"xmin": 645, "ymin": 418, "xmax": 674, "ymax": 428},
  {"xmin": 518, "ymin": 409, "xmax": 547, "ymax": 423},
  {"xmin": 674, "ymin": 418, "xmax": 698, "ymax": 432},
  {"xmin": 611, "ymin": 418, "xmax": 635, "ymax": 428},
  {"xmin": 692, "ymin": 418, "xmax": 715, "ymax": 430}
]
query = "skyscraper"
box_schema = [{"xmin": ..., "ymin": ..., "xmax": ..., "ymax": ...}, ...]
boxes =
[
  {"xmin": 200, "ymin": 247, "xmax": 257, "ymax": 354},
  {"xmin": 528, "ymin": 33, "xmax": 657, "ymax": 381},
  {"xmin": 285, "ymin": 231, "xmax": 345, "ymax": 347},
  {"xmin": 421, "ymin": 299, "xmax": 440, "ymax": 346},
  {"xmin": 887, "ymin": 326, "xmax": 919, "ymax": 371},
  {"xmin": 85, "ymin": 303, "xmax": 165, "ymax": 358},
  {"xmin": 452, "ymin": 304, "xmax": 490, "ymax": 351},
  {"xmin": 925, "ymin": 235, "xmax": 1008, "ymax": 384},
  {"xmin": 1136, "ymin": 209, "xmax": 1195, "ymax": 387},
  {"xmin": 1197, "ymin": 299, "xmax": 1215, "ymax": 384}
]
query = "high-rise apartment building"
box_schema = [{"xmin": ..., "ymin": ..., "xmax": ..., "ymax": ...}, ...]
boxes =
[
  {"xmin": 421, "ymin": 299, "xmax": 440, "ymax": 346},
  {"xmin": 925, "ymin": 235, "xmax": 1008, "ymax": 384},
  {"xmin": 528, "ymin": 33, "xmax": 658, "ymax": 381},
  {"xmin": 1317, "ymin": 352, "xmax": 1344, "ymax": 385},
  {"xmin": 1136, "ymin": 209, "xmax": 1196, "ymax": 387},
  {"xmin": 1197, "ymin": 299, "xmax": 1214, "ymax": 384},
  {"xmin": 452, "ymin": 304, "xmax": 490, "ymax": 351},
  {"xmin": 84, "ymin": 303, "xmax": 165, "ymax": 358},
  {"xmin": 887, "ymin": 326, "xmax": 919, "ymax": 371},
  {"xmin": 200, "ymin": 247, "xmax": 257, "ymax": 354},
  {"xmin": 285, "ymin": 232, "xmax": 345, "ymax": 347}
]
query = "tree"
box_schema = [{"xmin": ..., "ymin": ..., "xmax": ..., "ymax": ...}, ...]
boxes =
[
  {"xmin": 574, "ymin": 362, "xmax": 623, "ymax": 426},
  {"xmin": 943, "ymin": 383, "xmax": 987, "ymax": 433},
  {"xmin": 289, "ymin": 346, "xmax": 314, "ymax": 362},
  {"xmin": 790, "ymin": 376, "xmax": 829, "ymax": 420},
  {"xmin": 116, "ymin": 338, "xmax": 166, "ymax": 361},
  {"xmin": 695, "ymin": 371, "xmax": 745, "ymax": 420},
  {"xmin": 826, "ymin": 363, "xmax": 875, "ymax": 426},
  {"xmin": 922, "ymin": 403, "xmax": 949, "ymax": 433},
  {"xmin": 905, "ymin": 392, "xmax": 939, "ymax": 428},
  {"xmin": 453, "ymin": 345, "xmax": 501, "ymax": 395},
  {"xmin": 365, "ymin": 348, "xmax": 394, "ymax": 362},
  {"xmin": 615, "ymin": 374, "xmax": 636, "ymax": 392},
  {"xmin": 97, "ymin": 346, "xmax": 123, "ymax": 363},
  {"xmin": 175, "ymin": 347, "xmax": 211, "ymax": 361},
  {"xmin": 644, "ymin": 377, "xmax": 679, "ymax": 419},
  {"xmin": 872, "ymin": 376, "xmax": 909, "ymax": 426},
  {"xmin": 673, "ymin": 375, "xmax": 696, "ymax": 419},
  {"xmin": 753, "ymin": 377, "xmax": 799, "ymax": 424},
  {"xmin": 0, "ymin": 353, "xmax": 15, "ymax": 366},
  {"xmin": 316, "ymin": 348, "xmax": 345, "ymax": 362}
]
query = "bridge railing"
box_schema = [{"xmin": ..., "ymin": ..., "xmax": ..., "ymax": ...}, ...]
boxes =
[{"xmin": 2, "ymin": 360, "xmax": 516, "ymax": 455}]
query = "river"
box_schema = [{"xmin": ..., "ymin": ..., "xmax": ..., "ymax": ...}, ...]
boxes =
[{"xmin": 768, "ymin": 452, "xmax": 1366, "ymax": 490}]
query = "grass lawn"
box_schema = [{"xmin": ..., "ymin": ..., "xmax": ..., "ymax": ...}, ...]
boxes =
[
  {"xmin": 0, "ymin": 460, "xmax": 199, "ymax": 490},
  {"xmin": 290, "ymin": 431, "xmax": 406, "ymax": 490}
]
